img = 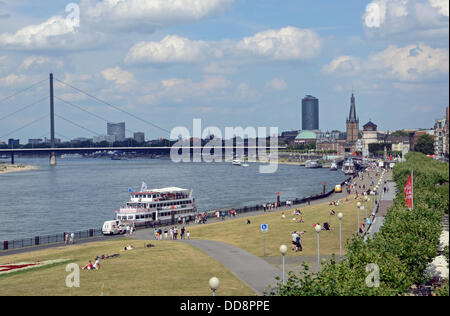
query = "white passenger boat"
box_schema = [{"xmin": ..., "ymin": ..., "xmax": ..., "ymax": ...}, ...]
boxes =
[
  {"xmin": 330, "ymin": 162, "xmax": 338, "ymax": 171},
  {"xmin": 305, "ymin": 160, "xmax": 321, "ymax": 168},
  {"xmin": 107, "ymin": 183, "xmax": 198, "ymax": 232},
  {"xmin": 342, "ymin": 159, "xmax": 356, "ymax": 175}
]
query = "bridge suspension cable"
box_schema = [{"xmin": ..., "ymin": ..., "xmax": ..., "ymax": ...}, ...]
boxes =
[
  {"xmin": 53, "ymin": 77, "xmax": 171, "ymax": 135},
  {"xmin": 0, "ymin": 96, "xmax": 49, "ymax": 123},
  {"xmin": 54, "ymin": 113, "xmax": 102, "ymax": 137},
  {"xmin": 55, "ymin": 96, "xmax": 136, "ymax": 135},
  {"xmin": 0, "ymin": 113, "xmax": 49, "ymax": 140},
  {"xmin": 0, "ymin": 77, "xmax": 47, "ymax": 106}
]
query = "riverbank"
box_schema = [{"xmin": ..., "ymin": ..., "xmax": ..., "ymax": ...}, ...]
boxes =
[{"xmin": 0, "ymin": 163, "xmax": 37, "ymax": 175}]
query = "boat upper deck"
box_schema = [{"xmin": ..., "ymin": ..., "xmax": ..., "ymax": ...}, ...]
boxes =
[{"xmin": 129, "ymin": 187, "xmax": 192, "ymax": 203}]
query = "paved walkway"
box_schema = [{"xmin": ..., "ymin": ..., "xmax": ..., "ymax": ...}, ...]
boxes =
[{"xmin": 184, "ymin": 240, "xmax": 282, "ymax": 295}]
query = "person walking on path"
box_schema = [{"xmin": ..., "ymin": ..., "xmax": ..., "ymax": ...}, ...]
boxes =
[{"xmin": 70, "ymin": 232, "xmax": 75, "ymax": 244}]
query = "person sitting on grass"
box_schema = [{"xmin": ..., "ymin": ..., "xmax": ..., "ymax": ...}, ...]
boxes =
[
  {"xmin": 123, "ymin": 245, "xmax": 135, "ymax": 251},
  {"xmin": 82, "ymin": 260, "xmax": 94, "ymax": 270},
  {"xmin": 93, "ymin": 257, "xmax": 100, "ymax": 270},
  {"xmin": 296, "ymin": 217, "xmax": 304, "ymax": 223},
  {"xmin": 281, "ymin": 212, "xmax": 286, "ymax": 219},
  {"xmin": 330, "ymin": 209, "xmax": 336, "ymax": 215},
  {"xmin": 322, "ymin": 222, "xmax": 332, "ymax": 231}
]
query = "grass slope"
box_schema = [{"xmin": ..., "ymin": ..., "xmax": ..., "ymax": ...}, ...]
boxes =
[
  {"xmin": 0, "ymin": 239, "xmax": 255, "ymax": 296},
  {"xmin": 188, "ymin": 196, "xmax": 365, "ymax": 257}
]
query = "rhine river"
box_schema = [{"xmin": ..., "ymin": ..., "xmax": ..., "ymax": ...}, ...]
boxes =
[{"xmin": 0, "ymin": 157, "xmax": 347, "ymax": 241}]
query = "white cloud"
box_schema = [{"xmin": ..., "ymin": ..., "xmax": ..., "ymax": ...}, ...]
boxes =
[
  {"xmin": 0, "ymin": 0, "xmax": 235, "ymax": 51},
  {"xmin": 0, "ymin": 73, "xmax": 44, "ymax": 87},
  {"xmin": 126, "ymin": 35, "xmax": 213, "ymax": 64},
  {"xmin": 101, "ymin": 66, "xmax": 136, "ymax": 86},
  {"xmin": 367, "ymin": 43, "xmax": 449, "ymax": 81},
  {"xmin": 237, "ymin": 26, "xmax": 321, "ymax": 60},
  {"xmin": 82, "ymin": 0, "xmax": 235, "ymax": 31},
  {"xmin": 322, "ymin": 56, "xmax": 361, "ymax": 76},
  {"xmin": 0, "ymin": 14, "xmax": 103, "ymax": 51},
  {"xmin": 19, "ymin": 56, "xmax": 64, "ymax": 70},
  {"xmin": 266, "ymin": 77, "xmax": 288, "ymax": 91},
  {"xmin": 125, "ymin": 26, "xmax": 322, "ymax": 64},
  {"xmin": 324, "ymin": 43, "xmax": 449, "ymax": 82},
  {"xmin": 363, "ymin": 0, "xmax": 449, "ymax": 40},
  {"xmin": 429, "ymin": 0, "xmax": 449, "ymax": 17}
]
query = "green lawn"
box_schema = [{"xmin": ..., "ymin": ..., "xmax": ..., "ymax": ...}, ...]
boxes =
[
  {"xmin": 0, "ymin": 239, "xmax": 255, "ymax": 296},
  {"xmin": 188, "ymin": 195, "xmax": 367, "ymax": 257}
]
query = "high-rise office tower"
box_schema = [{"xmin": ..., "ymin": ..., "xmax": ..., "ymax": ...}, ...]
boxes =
[
  {"xmin": 302, "ymin": 95, "xmax": 319, "ymax": 130},
  {"xmin": 107, "ymin": 122, "xmax": 126, "ymax": 142}
]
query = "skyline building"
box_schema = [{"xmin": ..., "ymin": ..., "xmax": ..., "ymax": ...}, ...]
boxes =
[
  {"xmin": 107, "ymin": 122, "xmax": 125, "ymax": 142},
  {"xmin": 134, "ymin": 132, "xmax": 145, "ymax": 144},
  {"xmin": 346, "ymin": 93, "xmax": 359, "ymax": 143},
  {"xmin": 301, "ymin": 95, "xmax": 319, "ymax": 131}
]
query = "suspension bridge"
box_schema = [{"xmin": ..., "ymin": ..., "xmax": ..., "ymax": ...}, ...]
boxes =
[{"xmin": 0, "ymin": 74, "xmax": 284, "ymax": 165}]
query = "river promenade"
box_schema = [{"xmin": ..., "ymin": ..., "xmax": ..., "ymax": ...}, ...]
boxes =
[{"xmin": 0, "ymin": 166, "xmax": 387, "ymax": 296}]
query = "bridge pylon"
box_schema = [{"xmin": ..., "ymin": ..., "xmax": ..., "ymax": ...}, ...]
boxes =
[{"xmin": 49, "ymin": 73, "xmax": 56, "ymax": 166}]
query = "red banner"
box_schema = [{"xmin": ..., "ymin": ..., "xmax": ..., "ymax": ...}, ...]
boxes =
[{"xmin": 404, "ymin": 172, "xmax": 413, "ymax": 209}]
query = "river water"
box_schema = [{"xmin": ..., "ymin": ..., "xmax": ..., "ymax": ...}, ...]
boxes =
[{"xmin": 0, "ymin": 157, "xmax": 347, "ymax": 240}]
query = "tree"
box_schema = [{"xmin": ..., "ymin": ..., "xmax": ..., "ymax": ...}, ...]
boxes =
[
  {"xmin": 391, "ymin": 130, "xmax": 409, "ymax": 137},
  {"xmin": 414, "ymin": 134, "xmax": 434, "ymax": 155}
]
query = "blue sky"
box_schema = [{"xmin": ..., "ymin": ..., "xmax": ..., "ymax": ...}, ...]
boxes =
[{"xmin": 0, "ymin": 0, "xmax": 448, "ymax": 142}]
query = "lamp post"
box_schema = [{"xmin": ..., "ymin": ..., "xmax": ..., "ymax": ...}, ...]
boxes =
[
  {"xmin": 315, "ymin": 224, "xmax": 321, "ymax": 271},
  {"xmin": 370, "ymin": 191, "xmax": 374, "ymax": 212},
  {"xmin": 280, "ymin": 245, "xmax": 288, "ymax": 284},
  {"xmin": 209, "ymin": 277, "xmax": 220, "ymax": 296},
  {"xmin": 374, "ymin": 186, "xmax": 378, "ymax": 204},
  {"xmin": 360, "ymin": 206, "xmax": 365, "ymax": 234},
  {"xmin": 356, "ymin": 202, "xmax": 361, "ymax": 233},
  {"xmin": 364, "ymin": 196, "xmax": 368, "ymax": 218},
  {"xmin": 337, "ymin": 213, "xmax": 343, "ymax": 258}
]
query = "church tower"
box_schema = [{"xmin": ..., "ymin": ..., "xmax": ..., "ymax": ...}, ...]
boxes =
[{"xmin": 346, "ymin": 93, "xmax": 359, "ymax": 143}]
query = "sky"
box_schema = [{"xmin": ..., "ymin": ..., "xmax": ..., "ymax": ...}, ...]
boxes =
[{"xmin": 0, "ymin": 0, "xmax": 449, "ymax": 142}]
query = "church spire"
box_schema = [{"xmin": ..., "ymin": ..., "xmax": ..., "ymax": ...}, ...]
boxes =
[{"xmin": 348, "ymin": 92, "xmax": 357, "ymax": 123}]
